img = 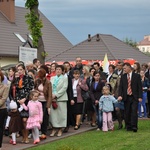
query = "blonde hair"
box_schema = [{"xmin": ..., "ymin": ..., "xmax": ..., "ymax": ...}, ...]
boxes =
[
  {"xmin": 102, "ymin": 86, "xmax": 110, "ymax": 95},
  {"xmin": 83, "ymin": 65, "xmax": 90, "ymax": 78}
]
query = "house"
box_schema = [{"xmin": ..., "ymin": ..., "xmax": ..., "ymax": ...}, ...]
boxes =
[
  {"xmin": 48, "ymin": 34, "xmax": 150, "ymax": 64},
  {"xmin": 137, "ymin": 35, "xmax": 150, "ymax": 53},
  {"xmin": 0, "ymin": 0, "xmax": 72, "ymax": 67}
]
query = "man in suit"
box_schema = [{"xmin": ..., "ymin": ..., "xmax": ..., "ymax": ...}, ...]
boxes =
[{"xmin": 118, "ymin": 62, "xmax": 142, "ymax": 132}]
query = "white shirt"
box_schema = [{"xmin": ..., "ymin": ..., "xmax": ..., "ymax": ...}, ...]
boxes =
[{"xmin": 73, "ymin": 79, "xmax": 79, "ymax": 97}]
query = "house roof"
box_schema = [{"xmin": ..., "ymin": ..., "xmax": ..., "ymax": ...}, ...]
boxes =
[
  {"xmin": 138, "ymin": 37, "xmax": 150, "ymax": 46},
  {"xmin": 0, "ymin": 6, "xmax": 72, "ymax": 59},
  {"xmin": 48, "ymin": 34, "xmax": 150, "ymax": 64}
]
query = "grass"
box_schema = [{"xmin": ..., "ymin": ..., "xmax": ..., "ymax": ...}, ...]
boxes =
[{"xmin": 29, "ymin": 120, "xmax": 150, "ymax": 150}]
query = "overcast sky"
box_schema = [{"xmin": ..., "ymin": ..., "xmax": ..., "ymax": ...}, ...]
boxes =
[{"xmin": 16, "ymin": 0, "xmax": 150, "ymax": 45}]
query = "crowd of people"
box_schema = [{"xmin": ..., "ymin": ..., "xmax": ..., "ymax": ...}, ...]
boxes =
[{"xmin": 0, "ymin": 57, "xmax": 150, "ymax": 150}]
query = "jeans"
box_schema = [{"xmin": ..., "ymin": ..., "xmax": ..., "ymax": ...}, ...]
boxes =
[
  {"xmin": 93, "ymin": 105, "xmax": 103, "ymax": 129},
  {"xmin": 138, "ymin": 92, "xmax": 147, "ymax": 117}
]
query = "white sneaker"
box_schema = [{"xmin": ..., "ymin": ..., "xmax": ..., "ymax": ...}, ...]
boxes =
[
  {"xmin": 96, "ymin": 128, "xmax": 100, "ymax": 131},
  {"xmin": 28, "ymin": 133, "xmax": 32, "ymax": 139}
]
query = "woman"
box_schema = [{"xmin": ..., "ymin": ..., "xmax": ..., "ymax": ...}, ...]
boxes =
[
  {"xmin": 90, "ymin": 71, "xmax": 105, "ymax": 130},
  {"xmin": 8, "ymin": 67, "xmax": 16, "ymax": 82},
  {"xmin": 34, "ymin": 68, "xmax": 52, "ymax": 139},
  {"xmin": 86, "ymin": 67, "xmax": 96, "ymax": 126},
  {"xmin": 0, "ymin": 71, "xmax": 9, "ymax": 150},
  {"xmin": 138, "ymin": 69, "xmax": 150, "ymax": 118},
  {"xmin": 71, "ymin": 70, "xmax": 88, "ymax": 130},
  {"xmin": 133, "ymin": 62, "xmax": 141, "ymax": 74},
  {"xmin": 49, "ymin": 65, "xmax": 68, "ymax": 137},
  {"xmin": 14, "ymin": 64, "xmax": 34, "ymax": 143}
]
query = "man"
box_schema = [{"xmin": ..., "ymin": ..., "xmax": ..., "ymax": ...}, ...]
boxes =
[
  {"xmin": 118, "ymin": 62, "xmax": 142, "ymax": 132},
  {"xmin": 110, "ymin": 61, "xmax": 124, "ymax": 129},
  {"xmin": 71, "ymin": 57, "xmax": 83, "ymax": 75},
  {"xmin": 33, "ymin": 58, "xmax": 41, "ymax": 71}
]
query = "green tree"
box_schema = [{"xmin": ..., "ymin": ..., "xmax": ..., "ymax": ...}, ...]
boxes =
[
  {"xmin": 25, "ymin": 0, "xmax": 47, "ymax": 64},
  {"xmin": 123, "ymin": 38, "xmax": 138, "ymax": 48}
]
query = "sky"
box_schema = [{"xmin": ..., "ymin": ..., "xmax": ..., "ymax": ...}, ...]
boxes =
[{"xmin": 15, "ymin": 0, "xmax": 150, "ymax": 45}]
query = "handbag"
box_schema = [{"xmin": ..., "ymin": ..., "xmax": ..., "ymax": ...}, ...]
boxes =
[
  {"xmin": 52, "ymin": 101, "xmax": 58, "ymax": 109},
  {"xmin": 20, "ymin": 110, "xmax": 29, "ymax": 118},
  {"xmin": 81, "ymin": 89, "xmax": 90, "ymax": 101}
]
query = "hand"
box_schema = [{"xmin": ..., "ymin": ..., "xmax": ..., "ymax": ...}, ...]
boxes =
[
  {"xmin": 138, "ymin": 98, "xmax": 142, "ymax": 102},
  {"xmin": 39, "ymin": 120, "xmax": 42, "ymax": 124},
  {"xmin": 118, "ymin": 96, "xmax": 122, "ymax": 101},
  {"xmin": 47, "ymin": 108, "xmax": 50, "ymax": 115},
  {"xmin": 95, "ymin": 100, "xmax": 99, "ymax": 105},
  {"xmin": 78, "ymin": 82, "xmax": 81, "ymax": 86},
  {"xmin": 52, "ymin": 94, "xmax": 56, "ymax": 99},
  {"xmin": 70, "ymin": 100, "xmax": 75, "ymax": 105}
]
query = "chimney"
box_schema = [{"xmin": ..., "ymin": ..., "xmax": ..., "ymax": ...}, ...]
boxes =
[
  {"xmin": 0, "ymin": 0, "xmax": 15, "ymax": 23},
  {"xmin": 96, "ymin": 34, "xmax": 100, "ymax": 41},
  {"xmin": 88, "ymin": 34, "xmax": 91, "ymax": 41}
]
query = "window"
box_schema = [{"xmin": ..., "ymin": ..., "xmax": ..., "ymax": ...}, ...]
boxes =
[
  {"xmin": 14, "ymin": 33, "xmax": 26, "ymax": 43},
  {"xmin": 28, "ymin": 34, "xmax": 33, "ymax": 40}
]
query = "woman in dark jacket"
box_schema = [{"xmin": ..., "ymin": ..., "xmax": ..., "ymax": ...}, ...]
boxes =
[
  {"xmin": 90, "ymin": 71, "xmax": 105, "ymax": 130},
  {"xmin": 14, "ymin": 64, "xmax": 34, "ymax": 143}
]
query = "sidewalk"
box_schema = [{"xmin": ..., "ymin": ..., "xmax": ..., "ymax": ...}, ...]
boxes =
[{"xmin": 2, "ymin": 122, "xmax": 96, "ymax": 150}]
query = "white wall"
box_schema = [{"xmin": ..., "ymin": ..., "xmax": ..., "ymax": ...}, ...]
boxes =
[{"xmin": 0, "ymin": 57, "xmax": 18, "ymax": 67}]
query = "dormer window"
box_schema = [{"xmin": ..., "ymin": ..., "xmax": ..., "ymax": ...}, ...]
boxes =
[{"xmin": 14, "ymin": 33, "xmax": 26, "ymax": 43}]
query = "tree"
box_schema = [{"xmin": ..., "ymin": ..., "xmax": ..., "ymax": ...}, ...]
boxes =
[
  {"xmin": 25, "ymin": 0, "xmax": 47, "ymax": 64},
  {"xmin": 123, "ymin": 38, "xmax": 138, "ymax": 48}
]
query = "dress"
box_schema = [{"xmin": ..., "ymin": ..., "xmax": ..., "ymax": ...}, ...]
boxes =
[
  {"xmin": 22, "ymin": 101, "xmax": 43, "ymax": 129},
  {"xmin": 9, "ymin": 110, "xmax": 23, "ymax": 133}
]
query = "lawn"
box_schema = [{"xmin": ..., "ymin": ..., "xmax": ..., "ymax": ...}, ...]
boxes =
[{"xmin": 29, "ymin": 120, "xmax": 150, "ymax": 150}]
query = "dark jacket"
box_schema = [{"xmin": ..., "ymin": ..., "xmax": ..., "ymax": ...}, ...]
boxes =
[
  {"xmin": 90, "ymin": 80, "xmax": 105, "ymax": 103},
  {"xmin": 119, "ymin": 72, "xmax": 142, "ymax": 101}
]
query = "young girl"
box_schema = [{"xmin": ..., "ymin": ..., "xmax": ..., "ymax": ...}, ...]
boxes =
[
  {"xmin": 9, "ymin": 100, "xmax": 23, "ymax": 145},
  {"xmin": 99, "ymin": 86, "xmax": 120, "ymax": 132},
  {"xmin": 19, "ymin": 90, "xmax": 43, "ymax": 144}
]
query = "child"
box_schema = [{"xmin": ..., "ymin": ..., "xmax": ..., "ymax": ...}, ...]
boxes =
[
  {"xmin": 19, "ymin": 90, "xmax": 43, "ymax": 144},
  {"xmin": 99, "ymin": 86, "xmax": 120, "ymax": 132},
  {"xmin": 9, "ymin": 100, "xmax": 23, "ymax": 145}
]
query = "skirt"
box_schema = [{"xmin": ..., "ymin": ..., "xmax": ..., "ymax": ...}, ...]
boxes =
[{"xmin": 71, "ymin": 97, "xmax": 83, "ymax": 115}]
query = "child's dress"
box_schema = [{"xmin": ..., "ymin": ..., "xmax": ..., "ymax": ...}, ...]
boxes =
[
  {"xmin": 9, "ymin": 110, "xmax": 23, "ymax": 133},
  {"xmin": 22, "ymin": 100, "xmax": 43, "ymax": 129}
]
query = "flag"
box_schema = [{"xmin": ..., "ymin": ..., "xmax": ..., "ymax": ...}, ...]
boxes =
[{"xmin": 102, "ymin": 53, "xmax": 109, "ymax": 73}]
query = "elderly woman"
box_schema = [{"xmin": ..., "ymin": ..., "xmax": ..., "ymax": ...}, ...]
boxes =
[
  {"xmin": 0, "ymin": 71, "xmax": 9, "ymax": 150},
  {"xmin": 49, "ymin": 65, "xmax": 68, "ymax": 137}
]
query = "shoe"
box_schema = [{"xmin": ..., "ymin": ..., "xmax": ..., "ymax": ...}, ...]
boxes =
[
  {"xmin": 50, "ymin": 130, "xmax": 57, "ymax": 137},
  {"xmin": 132, "ymin": 128, "xmax": 137, "ymax": 132},
  {"xmin": 96, "ymin": 128, "xmax": 100, "ymax": 131},
  {"xmin": 74, "ymin": 124, "xmax": 80, "ymax": 130},
  {"xmin": 10, "ymin": 139, "xmax": 16, "ymax": 145},
  {"xmin": 57, "ymin": 130, "xmax": 62, "ymax": 137},
  {"xmin": 33, "ymin": 139, "xmax": 40, "ymax": 144},
  {"xmin": 91, "ymin": 123, "xmax": 96, "ymax": 127},
  {"xmin": 28, "ymin": 133, "xmax": 32, "ymax": 139},
  {"xmin": 63, "ymin": 127, "xmax": 69, "ymax": 133},
  {"xmin": 24, "ymin": 140, "xmax": 29, "ymax": 144},
  {"xmin": 40, "ymin": 134, "xmax": 47, "ymax": 139}
]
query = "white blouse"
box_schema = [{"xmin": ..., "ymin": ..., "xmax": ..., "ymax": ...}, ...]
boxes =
[{"xmin": 73, "ymin": 79, "xmax": 79, "ymax": 97}]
